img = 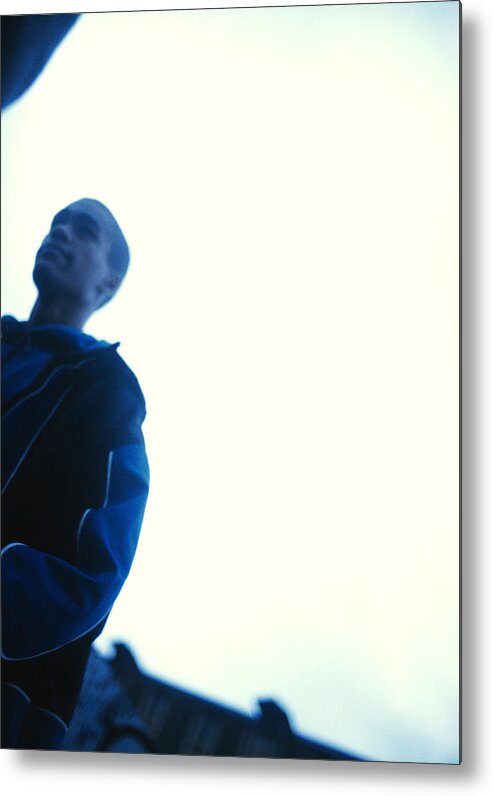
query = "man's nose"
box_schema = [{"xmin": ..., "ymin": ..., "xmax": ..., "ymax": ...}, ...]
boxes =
[{"xmin": 51, "ymin": 223, "xmax": 71, "ymax": 244}]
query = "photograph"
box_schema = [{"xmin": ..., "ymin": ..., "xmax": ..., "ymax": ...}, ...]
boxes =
[{"xmin": 1, "ymin": 0, "xmax": 461, "ymax": 768}]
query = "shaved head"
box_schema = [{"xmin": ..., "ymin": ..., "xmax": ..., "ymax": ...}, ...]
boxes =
[
  {"xmin": 69, "ymin": 198, "xmax": 130, "ymax": 278},
  {"xmin": 33, "ymin": 197, "xmax": 131, "ymax": 327}
]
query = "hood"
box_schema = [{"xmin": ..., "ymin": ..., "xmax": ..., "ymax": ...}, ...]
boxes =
[{"xmin": 1, "ymin": 315, "xmax": 118, "ymax": 358}]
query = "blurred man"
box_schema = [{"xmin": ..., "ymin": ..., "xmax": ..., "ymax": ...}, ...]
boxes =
[{"xmin": 1, "ymin": 199, "xmax": 149, "ymax": 750}]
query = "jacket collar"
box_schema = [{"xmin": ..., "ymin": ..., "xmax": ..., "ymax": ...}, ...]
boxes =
[{"xmin": 1, "ymin": 315, "xmax": 117, "ymax": 358}]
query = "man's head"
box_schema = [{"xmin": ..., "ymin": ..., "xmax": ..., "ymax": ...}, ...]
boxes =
[{"xmin": 33, "ymin": 198, "xmax": 130, "ymax": 318}]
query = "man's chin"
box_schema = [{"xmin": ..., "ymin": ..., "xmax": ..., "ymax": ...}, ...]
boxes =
[{"xmin": 33, "ymin": 262, "xmax": 62, "ymax": 292}]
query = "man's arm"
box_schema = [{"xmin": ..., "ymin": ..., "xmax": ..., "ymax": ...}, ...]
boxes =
[{"xmin": 1, "ymin": 440, "xmax": 149, "ymax": 660}]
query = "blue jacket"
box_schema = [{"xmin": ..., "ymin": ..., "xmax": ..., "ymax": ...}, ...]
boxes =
[{"xmin": 1, "ymin": 317, "xmax": 149, "ymax": 748}]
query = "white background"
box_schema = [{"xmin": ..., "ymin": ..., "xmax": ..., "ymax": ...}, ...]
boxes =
[
  {"xmin": 1, "ymin": 0, "xmax": 460, "ymax": 764},
  {"xmin": 1, "ymin": 0, "xmax": 491, "ymax": 793}
]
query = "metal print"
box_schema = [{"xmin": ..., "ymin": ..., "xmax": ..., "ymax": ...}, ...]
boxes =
[{"xmin": 1, "ymin": 1, "xmax": 461, "ymax": 763}]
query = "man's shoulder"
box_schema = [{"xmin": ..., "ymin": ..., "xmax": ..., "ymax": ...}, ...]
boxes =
[
  {"xmin": 58, "ymin": 348, "xmax": 147, "ymax": 440},
  {"xmin": 102, "ymin": 347, "xmax": 145, "ymax": 400},
  {"xmin": 83, "ymin": 345, "xmax": 147, "ymax": 417}
]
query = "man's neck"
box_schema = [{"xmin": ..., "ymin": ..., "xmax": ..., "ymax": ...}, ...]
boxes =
[{"xmin": 28, "ymin": 298, "xmax": 89, "ymax": 331}]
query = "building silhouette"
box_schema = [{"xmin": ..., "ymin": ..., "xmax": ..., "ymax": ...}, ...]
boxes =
[{"xmin": 62, "ymin": 643, "xmax": 361, "ymax": 760}]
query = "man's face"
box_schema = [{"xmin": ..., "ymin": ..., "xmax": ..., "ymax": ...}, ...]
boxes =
[{"xmin": 33, "ymin": 200, "xmax": 119, "ymax": 310}]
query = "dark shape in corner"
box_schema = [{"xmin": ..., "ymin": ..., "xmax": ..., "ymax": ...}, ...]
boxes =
[{"xmin": 1, "ymin": 14, "xmax": 80, "ymax": 109}]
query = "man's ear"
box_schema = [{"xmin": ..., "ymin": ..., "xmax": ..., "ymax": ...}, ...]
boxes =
[
  {"xmin": 102, "ymin": 271, "xmax": 122, "ymax": 298},
  {"xmin": 95, "ymin": 271, "xmax": 123, "ymax": 309}
]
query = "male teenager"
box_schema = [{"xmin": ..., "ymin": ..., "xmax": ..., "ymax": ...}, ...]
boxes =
[{"xmin": 1, "ymin": 198, "xmax": 149, "ymax": 750}]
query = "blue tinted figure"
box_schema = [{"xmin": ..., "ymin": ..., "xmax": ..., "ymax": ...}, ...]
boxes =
[{"xmin": 1, "ymin": 199, "xmax": 150, "ymax": 749}]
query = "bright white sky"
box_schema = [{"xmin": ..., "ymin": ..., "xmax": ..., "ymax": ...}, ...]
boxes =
[{"xmin": 1, "ymin": 1, "xmax": 459, "ymax": 763}]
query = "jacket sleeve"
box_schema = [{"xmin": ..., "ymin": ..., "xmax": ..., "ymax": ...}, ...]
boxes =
[{"xmin": 1, "ymin": 372, "xmax": 150, "ymax": 661}]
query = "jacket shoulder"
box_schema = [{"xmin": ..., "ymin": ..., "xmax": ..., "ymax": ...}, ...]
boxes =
[
  {"xmin": 102, "ymin": 348, "xmax": 146, "ymax": 405},
  {"xmin": 75, "ymin": 346, "xmax": 147, "ymax": 427}
]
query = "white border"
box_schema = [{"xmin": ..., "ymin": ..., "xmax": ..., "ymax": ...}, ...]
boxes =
[{"xmin": 2, "ymin": 1, "xmax": 492, "ymax": 794}]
